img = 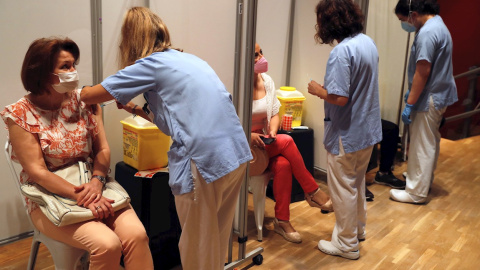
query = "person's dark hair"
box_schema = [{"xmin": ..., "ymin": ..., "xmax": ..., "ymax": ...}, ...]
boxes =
[
  {"xmin": 394, "ymin": 0, "xmax": 440, "ymax": 17},
  {"xmin": 314, "ymin": 0, "xmax": 364, "ymax": 45},
  {"xmin": 21, "ymin": 37, "xmax": 80, "ymax": 95}
]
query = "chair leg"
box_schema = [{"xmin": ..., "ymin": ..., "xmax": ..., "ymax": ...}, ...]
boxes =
[
  {"xmin": 47, "ymin": 242, "xmax": 87, "ymax": 270},
  {"xmin": 250, "ymin": 175, "xmax": 269, "ymax": 241},
  {"xmin": 36, "ymin": 229, "xmax": 88, "ymax": 270},
  {"xmin": 27, "ymin": 238, "xmax": 41, "ymax": 270}
]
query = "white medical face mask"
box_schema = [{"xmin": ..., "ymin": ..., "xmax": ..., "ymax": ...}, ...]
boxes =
[
  {"xmin": 254, "ymin": 57, "xmax": 268, "ymax": 74},
  {"xmin": 402, "ymin": 0, "xmax": 417, "ymax": 33},
  {"xmin": 401, "ymin": 21, "xmax": 416, "ymax": 33},
  {"xmin": 52, "ymin": 71, "xmax": 79, "ymax": 93}
]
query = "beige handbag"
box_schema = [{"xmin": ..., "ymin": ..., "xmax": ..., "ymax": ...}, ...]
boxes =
[{"xmin": 20, "ymin": 161, "xmax": 130, "ymax": 227}]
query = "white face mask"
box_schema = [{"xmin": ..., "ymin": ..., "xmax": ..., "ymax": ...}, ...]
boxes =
[{"xmin": 52, "ymin": 71, "xmax": 79, "ymax": 93}]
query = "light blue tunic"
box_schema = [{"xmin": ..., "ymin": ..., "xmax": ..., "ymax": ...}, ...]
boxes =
[
  {"xmin": 102, "ymin": 49, "xmax": 252, "ymax": 195},
  {"xmin": 323, "ymin": 33, "xmax": 382, "ymax": 155},
  {"xmin": 408, "ymin": 15, "xmax": 458, "ymax": 111}
]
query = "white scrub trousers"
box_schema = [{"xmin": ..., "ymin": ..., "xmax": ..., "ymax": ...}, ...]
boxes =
[
  {"xmin": 406, "ymin": 96, "xmax": 446, "ymax": 198},
  {"xmin": 174, "ymin": 161, "xmax": 247, "ymax": 270},
  {"xmin": 327, "ymin": 139, "xmax": 373, "ymax": 252}
]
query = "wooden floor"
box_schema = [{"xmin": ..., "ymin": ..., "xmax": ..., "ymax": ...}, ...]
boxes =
[{"xmin": 1, "ymin": 136, "xmax": 479, "ymax": 270}]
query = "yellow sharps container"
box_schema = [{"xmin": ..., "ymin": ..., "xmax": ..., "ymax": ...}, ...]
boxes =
[
  {"xmin": 120, "ymin": 116, "xmax": 170, "ymax": 170},
  {"xmin": 276, "ymin": 86, "xmax": 306, "ymax": 127}
]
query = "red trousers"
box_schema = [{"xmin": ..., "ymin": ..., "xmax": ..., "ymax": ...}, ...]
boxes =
[{"xmin": 265, "ymin": 134, "xmax": 318, "ymax": 220}]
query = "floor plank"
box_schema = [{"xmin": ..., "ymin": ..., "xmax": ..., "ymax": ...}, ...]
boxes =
[
  {"xmin": 1, "ymin": 136, "xmax": 479, "ymax": 270},
  {"xmin": 228, "ymin": 136, "xmax": 480, "ymax": 270}
]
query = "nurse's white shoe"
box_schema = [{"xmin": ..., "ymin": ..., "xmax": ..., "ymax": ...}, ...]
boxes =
[
  {"xmin": 318, "ymin": 240, "xmax": 360, "ymax": 260},
  {"xmin": 390, "ymin": 189, "xmax": 426, "ymax": 204}
]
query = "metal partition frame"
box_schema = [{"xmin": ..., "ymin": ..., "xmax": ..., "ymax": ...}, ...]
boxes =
[
  {"xmin": 226, "ymin": 0, "xmax": 265, "ymax": 268},
  {"xmin": 90, "ymin": 0, "xmax": 103, "ymax": 85}
]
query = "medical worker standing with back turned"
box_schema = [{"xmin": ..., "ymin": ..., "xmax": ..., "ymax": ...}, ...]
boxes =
[
  {"xmin": 307, "ymin": 0, "xmax": 382, "ymax": 260},
  {"xmin": 391, "ymin": 0, "xmax": 457, "ymax": 204},
  {"xmin": 80, "ymin": 7, "xmax": 252, "ymax": 270}
]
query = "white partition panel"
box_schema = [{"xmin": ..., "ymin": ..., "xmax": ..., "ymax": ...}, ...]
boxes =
[
  {"xmin": 101, "ymin": 0, "xmax": 147, "ymax": 177},
  {"xmin": 256, "ymin": 0, "xmax": 291, "ymax": 87},
  {"xmin": 149, "ymin": 0, "xmax": 237, "ymax": 93},
  {"xmin": 0, "ymin": 0, "xmax": 92, "ymax": 241}
]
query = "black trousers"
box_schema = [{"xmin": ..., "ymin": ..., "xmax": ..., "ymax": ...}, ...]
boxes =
[{"xmin": 368, "ymin": 119, "xmax": 400, "ymax": 172}]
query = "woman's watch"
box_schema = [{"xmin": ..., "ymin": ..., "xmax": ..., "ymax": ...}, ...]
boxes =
[{"xmin": 91, "ymin": 175, "xmax": 107, "ymax": 186}]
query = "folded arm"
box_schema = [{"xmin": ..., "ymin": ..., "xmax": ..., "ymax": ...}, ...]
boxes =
[{"xmin": 308, "ymin": 80, "xmax": 348, "ymax": 106}]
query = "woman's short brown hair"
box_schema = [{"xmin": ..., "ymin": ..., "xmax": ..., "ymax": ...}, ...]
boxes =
[
  {"xmin": 314, "ymin": 0, "xmax": 364, "ymax": 45},
  {"xmin": 21, "ymin": 37, "xmax": 80, "ymax": 95}
]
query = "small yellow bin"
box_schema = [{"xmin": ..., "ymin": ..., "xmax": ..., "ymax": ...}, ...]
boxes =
[
  {"xmin": 276, "ymin": 86, "xmax": 306, "ymax": 127},
  {"xmin": 120, "ymin": 116, "xmax": 170, "ymax": 171}
]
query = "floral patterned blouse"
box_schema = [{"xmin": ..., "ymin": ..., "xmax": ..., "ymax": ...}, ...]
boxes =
[{"xmin": 1, "ymin": 89, "xmax": 99, "ymax": 213}]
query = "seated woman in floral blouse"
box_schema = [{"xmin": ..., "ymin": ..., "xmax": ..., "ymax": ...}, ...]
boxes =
[{"xmin": 1, "ymin": 37, "xmax": 153, "ymax": 270}]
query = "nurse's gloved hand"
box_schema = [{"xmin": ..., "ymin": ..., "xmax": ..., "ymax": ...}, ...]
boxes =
[
  {"xmin": 402, "ymin": 103, "xmax": 413, "ymax": 125},
  {"xmin": 404, "ymin": 89, "xmax": 410, "ymax": 103}
]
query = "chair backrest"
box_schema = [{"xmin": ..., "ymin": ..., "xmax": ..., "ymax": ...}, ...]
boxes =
[{"xmin": 4, "ymin": 140, "xmax": 30, "ymax": 213}]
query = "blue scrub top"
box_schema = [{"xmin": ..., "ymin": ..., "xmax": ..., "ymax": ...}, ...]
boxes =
[
  {"xmin": 323, "ymin": 33, "xmax": 382, "ymax": 155},
  {"xmin": 408, "ymin": 15, "xmax": 458, "ymax": 111},
  {"xmin": 102, "ymin": 49, "xmax": 252, "ymax": 195}
]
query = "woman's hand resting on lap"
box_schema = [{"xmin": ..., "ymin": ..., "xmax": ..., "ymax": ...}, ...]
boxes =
[
  {"xmin": 74, "ymin": 181, "xmax": 104, "ymax": 207},
  {"xmin": 87, "ymin": 196, "xmax": 115, "ymax": 219}
]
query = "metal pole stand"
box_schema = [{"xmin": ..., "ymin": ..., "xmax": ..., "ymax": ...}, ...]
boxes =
[
  {"xmin": 225, "ymin": 180, "xmax": 264, "ymax": 269},
  {"xmin": 225, "ymin": 0, "xmax": 264, "ymax": 268}
]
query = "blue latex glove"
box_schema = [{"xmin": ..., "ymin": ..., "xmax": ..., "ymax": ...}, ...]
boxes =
[
  {"xmin": 404, "ymin": 89, "xmax": 410, "ymax": 103},
  {"xmin": 402, "ymin": 103, "xmax": 414, "ymax": 125}
]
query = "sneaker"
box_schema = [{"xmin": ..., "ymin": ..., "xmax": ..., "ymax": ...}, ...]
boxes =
[
  {"xmin": 365, "ymin": 187, "xmax": 374, "ymax": 201},
  {"xmin": 318, "ymin": 240, "xmax": 360, "ymax": 260},
  {"xmin": 374, "ymin": 171, "xmax": 406, "ymax": 189},
  {"xmin": 390, "ymin": 189, "xmax": 426, "ymax": 204}
]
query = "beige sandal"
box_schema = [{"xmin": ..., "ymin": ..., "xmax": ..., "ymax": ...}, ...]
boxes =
[
  {"xmin": 273, "ymin": 218, "xmax": 302, "ymax": 243},
  {"xmin": 305, "ymin": 188, "xmax": 334, "ymax": 213}
]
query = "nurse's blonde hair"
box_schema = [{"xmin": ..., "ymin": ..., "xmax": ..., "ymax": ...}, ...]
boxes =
[{"xmin": 119, "ymin": 7, "xmax": 180, "ymax": 68}]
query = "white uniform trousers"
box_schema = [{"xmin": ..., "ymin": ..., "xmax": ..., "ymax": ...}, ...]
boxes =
[
  {"xmin": 175, "ymin": 161, "xmax": 247, "ymax": 270},
  {"xmin": 406, "ymin": 96, "xmax": 446, "ymax": 198},
  {"xmin": 327, "ymin": 139, "xmax": 373, "ymax": 252}
]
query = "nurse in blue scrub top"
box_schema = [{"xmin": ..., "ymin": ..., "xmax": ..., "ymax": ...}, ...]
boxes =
[
  {"xmin": 307, "ymin": 0, "xmax": 382, "ymax": 260},
  {"xmin": 391, "ymin": 0, "xmax": 457, "ymax": 204},
  {"xmin": 80, "ymin": 7, "xmax": 252, "ymax": 270}
]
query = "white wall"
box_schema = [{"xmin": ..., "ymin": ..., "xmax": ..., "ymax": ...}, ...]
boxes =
[
  {"xmin": 290, "ymin": 0, "xmax": 333, "ymax": 170},
  {"xmin": 260, "ymin": 0, "xmax": 409, "ymax": 171},
  {"xmin": 366, "ymin": 0, "xmax": 412, "ymax": 126},
  {"xmin": 255, "ymin": 0, "xmax": 333, "ymax": 170},
  {"xmin": 0, "ymin": 0, "xmax": 408, "ymax": 242},
  {"xmin": 0, "ymin": 0, "xmax": 240, "ymax": 242}
]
